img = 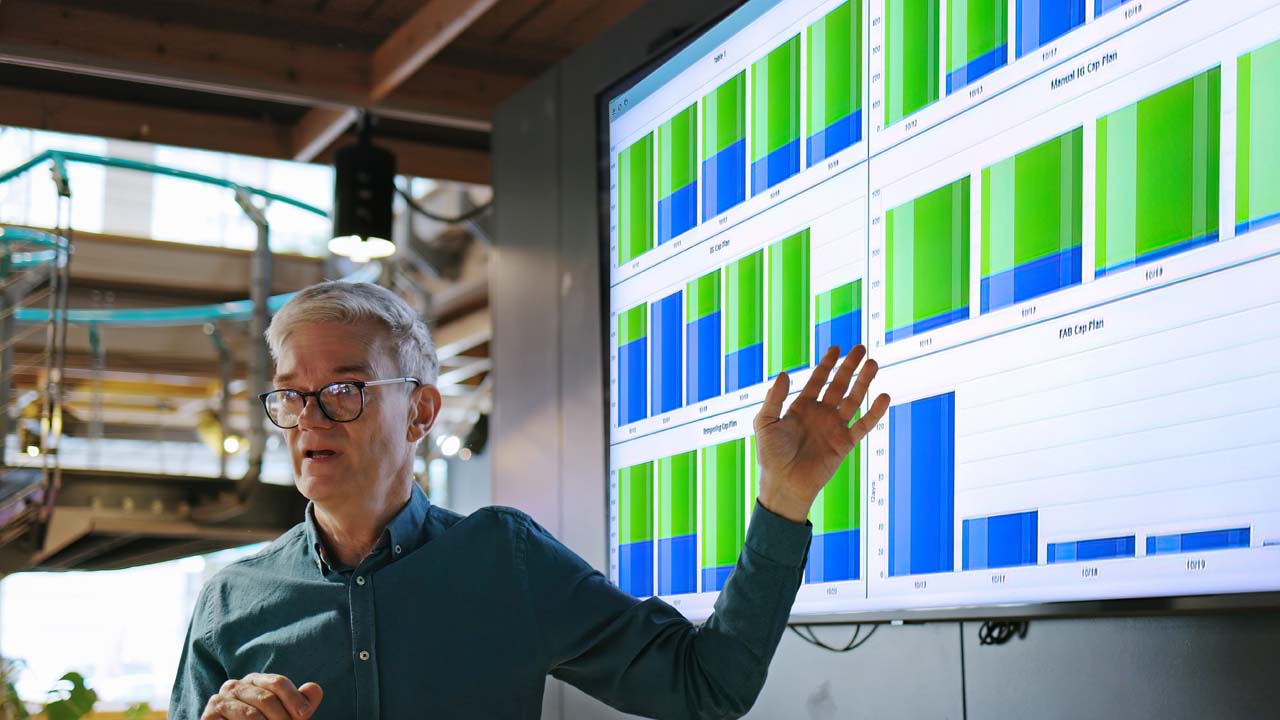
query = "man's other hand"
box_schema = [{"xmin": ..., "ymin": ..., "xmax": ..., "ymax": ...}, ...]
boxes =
[
  {"xmin": 755, "ymin": 344, "xmax": 891, "ymax": 523},
  {"xmin": 201, "ymin": 673, "xmax": 323, "ymax": 720}
]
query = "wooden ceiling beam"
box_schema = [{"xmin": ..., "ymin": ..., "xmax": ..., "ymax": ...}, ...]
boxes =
[
  {"xmin": 0, "ymin": 85, "xmax": 486, "ymax": 182},
  {"xmin": 292, "ymin": 0, "xmax": 501, "ymax": 163}
]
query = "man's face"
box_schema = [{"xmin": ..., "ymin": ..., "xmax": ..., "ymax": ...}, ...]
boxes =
[{"xmin": 272, "ymin": 320, "xmax": 424, "ymax": 507}]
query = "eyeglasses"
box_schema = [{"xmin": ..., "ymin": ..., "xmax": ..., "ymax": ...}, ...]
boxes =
[{"xmin": 259, "ymin": 377, "xmax": 421, "ymax": 429}]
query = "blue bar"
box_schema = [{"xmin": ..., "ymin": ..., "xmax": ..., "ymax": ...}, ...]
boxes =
[
  {"xmin": 1146, "ymin": 527, "xmax": 1251, "ymax": 556},
  {"xmin": 806, "ymin": 111, "xmax": 862, "ymax": 168},
  {"xmin": 686, "ymin": 311, "xmax": 721, "ymax": 403},
  {"xmin": 657, "ymin": 181, "xmax": 697, "ymax": 244},
  {"xmin": 701, "ymin": 565, "xmax": 735, "ymax": 591},
  {"xmin": 1047, "ymin": 535, "xmax": 1136, "ymax": 563},
  {"xmin": 751, "ymin": 138, "xmax": 801, "ymax": 196},
  {"xmin": 886, "ymin": 306, "xmax": 970, "ymax": 344},
  {"xmin": 980, "ymin": 245, "xmax": 1083, "ymax": 313},
  {"xmin": 1095, "ymin": 0, "xmax": 1131, "ymax": 15},
  {"xmin": 1016, "ymin": 0, "xmax": 1086, "ymax": 58},
  {"xmin": 650, "ymin": 292, "xmax": 683, "ymax": 415},
  {"xmin": 1095, "ymin": 231, "xmax": 1219, "ymax": 278},
  {"xmin": 725, "ymin": 342, "xmax": 764, "ymax": 393},
  {"xmin": 946, "ymin": 43, "xmax": 1009, "ymax": 95},
  {"xmin": 619, "ymin": 540, "xmax": 654, "ymax": 597},
  {"xmin": 963, "ymin": 510, "xmax": 1039, "ymax": 570},
  {"xmin": 889, "ymin": 392, "xmax": 957, "ymax": 577},
  {"xmin": 816, "ymin": 310, "xmax": 862, "ymax": 358},
  {"xmin": 703, "ymin": 138, "xmax": 747, "ymax": 221},
  {"xmin": 658, "ymin": 534, "xmax": 697, "ymax": 595},
  {"xmin": 1236, "ymin": 209, "xmax": 1280, "ymax": 236},
  {"xmin": 806, "ymin": 529, "xmax": 860, "ymax": 583},
  {"xmin": 619, "ymin": 338, "xmax": 647, "ymax": 425}
]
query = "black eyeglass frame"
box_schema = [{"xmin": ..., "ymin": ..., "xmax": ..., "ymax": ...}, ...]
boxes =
[{"xmin": 258, "ymin": 377, "xmax": 422, "ymax": 429}]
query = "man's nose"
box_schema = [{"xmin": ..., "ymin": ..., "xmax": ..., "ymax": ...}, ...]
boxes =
[{"xmin": 296, "ymin": 396, "xmax": 333, "ymax": 429}]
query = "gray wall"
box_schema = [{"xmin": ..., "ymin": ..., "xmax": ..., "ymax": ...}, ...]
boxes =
[{"xmin": 490, "ymin": 2, "xmax": 1280, "ymax": 718}]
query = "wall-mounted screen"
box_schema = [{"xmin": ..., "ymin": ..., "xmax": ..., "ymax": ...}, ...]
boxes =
[{"xmin": 603, "ymin": 0, "xmax": 1280, "ymax": 620}]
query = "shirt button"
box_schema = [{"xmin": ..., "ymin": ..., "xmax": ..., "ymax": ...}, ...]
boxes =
[
  {"xmin": 359, "ymin": 650, "xmax": 370, "ymax": 661},
  {"xmin": 394, "ymin": 544, "xmax": 403, "ymax": 555},
  {"xmin": 355, "ymin": 576, "xmax": 365, "ymax": 586}
]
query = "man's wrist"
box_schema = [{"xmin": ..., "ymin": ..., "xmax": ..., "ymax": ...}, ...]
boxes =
[{"xmin": 757, "ymin": 483, "xmax": 813, "ymax": 524}]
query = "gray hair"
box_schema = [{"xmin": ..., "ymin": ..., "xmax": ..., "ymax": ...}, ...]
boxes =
[{"xmin": 266, "ymin": 281, "xmax": 438, "ymax": 385}]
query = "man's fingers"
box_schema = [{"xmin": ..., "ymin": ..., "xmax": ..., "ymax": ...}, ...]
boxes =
[
  {"xmin": 229, "ymin": 683, "xmax": 292, "ymax": 720},
  {"xmin": 756, "ymin": 371, "xmax": 790, "ymax": 426},
  {"xmin": 207, "ymin": 695, "xmax": 279, "ymax": 720},
  {"xmin": 244, "ymin": 674, "xmax": 313, "ymax": 720},
  {"xmin": 821, "ymin": 345, "xmax": 867, "ymax": 405},
  {"xmin": 848, "ymin": 393, "xmax": 890, "ymax": 442},
  {"xmin": 799, "ymin": 345, "xmax": 840, "ymax": 401},
  {"xmin": 298, "ymin": 683, "xmax": 324, "ymax": 715},
  {"xmin": 838, "ymin": 357, "xmax": 880, "ymax": 418}
]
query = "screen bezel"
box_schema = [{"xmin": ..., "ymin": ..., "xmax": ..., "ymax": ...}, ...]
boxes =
[{"xmin": 593, "ymin": 0, "xmax": 1280, "ymax": 624}]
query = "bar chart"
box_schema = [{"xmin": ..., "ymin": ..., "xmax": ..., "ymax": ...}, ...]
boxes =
[
  {"xmin": 808, "ymin": 449, "xmax": 861, "ymax": 583},
  {"xmin": 946, "ymin": 0, "xmax": 1009, "ymax": 94},
  {"xmin": 702, "ymin": 439, "xmax": 747, "ymax": 591},
  {"xmin": 658, "ymin": 452, "xmax": 698, "ymax": 595},
  {"xmin": 815, "ymin": 280, "xmax": 862, "ymax": 358},
  {"xmin": 888, "ymin": 392, "xmax": 956, "ymax": 577},
  {"xmin": 650, "ymin": 291, "xmax": 683, "ymax": 415},
  {"xmin": 1147, "ymin": 528, "xmax": 1251, "ymax": 556},
  {"xmin": 703, "ymin": 73, "xmax": 748, "ymax": 222},
  {"xmin": 725, "ymin": 250, "xmax": 765, "ymax": 393},
  {"xmin": 658, "ymin": 104, "xmax": 699, "ymax": 245},
  {"xmin": 618, "ymin": 462, "xmax": 654, "ymax": 598},
  {"xmin": 618, "ymin": 134, "xmax": 653, "ymax": 266},
  {"xmin": 1236, "ymin": 38, "xmax": 1280, "ymax": 235},
  {"xmin": 1015, "ymin": 0, "xmax": 1086, "ymax": 58},
  {"xmin": 751, "ymin": 36, "xmax": 802, "ymax": 195},
  {"xmin": 767, "ymin": 229, "xmax": 811, "ymax": 377},
  {"xmin": 884, "ymin": 0, "xmax": 940, "ymax": 126},
  {"xmin": 885, "ymin": 177, "xmax": 971, "ymax": 343},
  {"xmin": 686, "ymin": 270, "xmax": 722, "ymax": 404},
  {"xmin": 618, "ymin": 305, "xmax": 647, "ymax": 426},
  {"xmin": 1047, "ymin": 535, "xmax": 1136, "ymax": 563},
  {"xmin": 807, "ymin": 1, "xmax": 862, "ymax": 166},
  {"xmin": 1096, "ymin": 66, "xmax": 1220, "ymax": 278},
  {"xmin": 962, "ymin": 510, "xmax": 1039, "ymax": 570},
  {"xmin": 980, "ymin": 127, "xmax": 1083, "ymax": 313}
]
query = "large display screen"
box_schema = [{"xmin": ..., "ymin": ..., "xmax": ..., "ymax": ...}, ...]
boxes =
[{"xmin": 603, "ymin": 0, "xmax": 1280, "ymax": 620}]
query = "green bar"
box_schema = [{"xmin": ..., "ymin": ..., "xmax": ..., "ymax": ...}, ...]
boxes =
[
  {"xmin": 747, "ymin": 435, "xmax": 759, "ymax": 525},
  {"xmin": 885, "ymin": 0, "xmax": 940, "ymax": 126},
  {"xmin": 658, "ymin": 104, "xmax": 697, "ymax": 198},
  {"xmin": 768, "ymin": 229, "xmax": 811, "ymax": 375},
  {"xmin": 807, "ymin": 1, "xmax": 861, "ymax": 136},
  {"xmin": 618, "ymin": 133, "xmax": 654, "ymax": 265},
  {"xmin": 1096, "ymin": 67, "xmax": 1220, "ymax": 271},
  {"xmin": 618, "ymin": 462, "xmax": 653, "ymax": 544},
  {"xmin": 982, "ymin": 128, "xmax": 1083, "ymax": 277},
  {"xmin": 752, "ymin": 35, "xmax": 801, "ymax": 162},
  {"xmin": 703, "ymin": 72, "xmax": 747, "ymax": 159},
  {"xmin": 815, "ymin": 280, "xmax": 862, "ymax": 324},
  {"xmin": 1238, "ymin": 40, "xmax": 1280, "ymax": 229},
  {"xmin": 886, "ymin": 177, "xmax": 971, "ymax": 332},
  {"xmin": 947, "ymin": 0, "xmax": 1007, "ymax": 74},
  {"xmin": 687, "ymin": 269, "xmax": 722, "ymax": 321},
  {"xmin": 726, "ymin": 250, "xmax": 764, "ymax": 354},
  {"xmin": 702, "ymin": 439, "xmax": 746, "ymax": 569},
  {"xmin": 618, "ymin": 304, "xmax": 647, "ymax": 346},
  {"xmin": 811, "ymin": 448, "xmax": 860, "ymax": 535},
  {"xmin": 657, "ymin": 452, "xmax": 696, "ymax": 538}
]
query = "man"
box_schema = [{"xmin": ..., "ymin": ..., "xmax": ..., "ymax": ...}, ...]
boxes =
[{"xmin": 171, "ymin": 280, "xmax": 889, "ymax": 720}]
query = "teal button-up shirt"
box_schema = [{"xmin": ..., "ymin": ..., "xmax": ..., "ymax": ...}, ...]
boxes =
[{"xmin": 170, "ymin": 482, "xmax": 811, "ymax": 719}]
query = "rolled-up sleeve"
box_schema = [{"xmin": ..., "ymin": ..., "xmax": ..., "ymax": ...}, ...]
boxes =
[{"xmin": 524, "ymin": 501, "xmax": 811, "ymax": 719}]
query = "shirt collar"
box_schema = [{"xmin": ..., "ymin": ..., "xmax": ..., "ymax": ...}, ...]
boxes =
[{"xmin": 304, "ymin": 481, "xmax": 432, "ymax": 574}]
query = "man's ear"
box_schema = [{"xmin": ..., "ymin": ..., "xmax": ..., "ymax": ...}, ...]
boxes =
[{"xmin": 406, "ymin": 383, "xmax": 442, "ymax": 443}]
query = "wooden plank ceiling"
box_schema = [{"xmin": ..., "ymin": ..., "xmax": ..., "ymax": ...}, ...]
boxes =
[{"xmin": 0, "ymin": 0, "xmax": 649, "ymax": 183}]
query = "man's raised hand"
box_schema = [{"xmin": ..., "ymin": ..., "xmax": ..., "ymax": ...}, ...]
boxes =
[
  {"xmin": 201, "ymin": 673, "xmax": 323, "ymax": 720},
  {"xmin": 754, "ymin": 345, "xmax": 890, "ymax": 523}
]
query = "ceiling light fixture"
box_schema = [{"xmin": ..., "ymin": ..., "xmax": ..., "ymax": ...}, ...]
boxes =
[{"xmin": 329, "ymin": 112, "xmax": 397, "ymax": 263}]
